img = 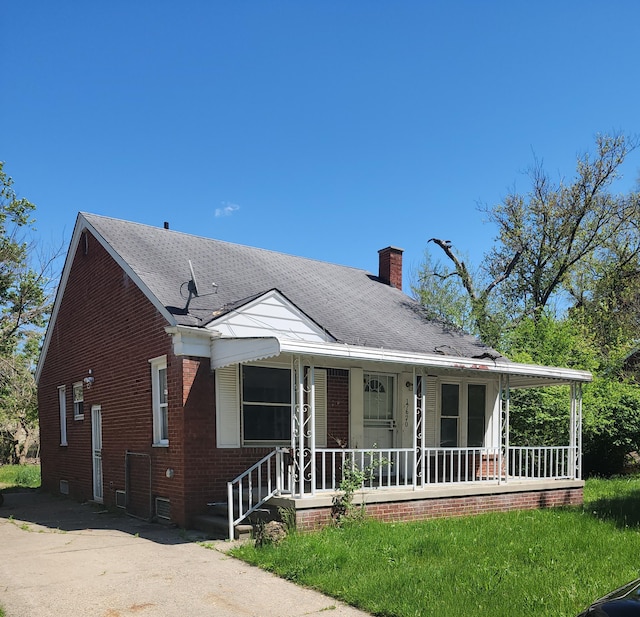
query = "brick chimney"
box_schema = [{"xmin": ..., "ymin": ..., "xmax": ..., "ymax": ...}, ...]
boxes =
[{"xmin": 378, "ymin": 246, "xmax": 404, "ymax": 290}]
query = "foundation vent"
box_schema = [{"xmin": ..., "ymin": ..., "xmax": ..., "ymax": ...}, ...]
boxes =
[
  {"xmin": 155, "ymin": 497, "xmax": 171, "ymax": 521},
  {"xmin": 59, "ymin": 480, "xmax": 69, "ymax": 495},
  {"xmin": 115, "ymin": 490, "xmax": 126, "ymax": 508}
]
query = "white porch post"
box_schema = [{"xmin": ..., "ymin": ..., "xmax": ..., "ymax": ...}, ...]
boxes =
[
  {"xmin": 412, "ymin": 367, "xmax": 418, "ymax": 489},
  {"xmin": 577, "ymin": 383, "xmax": 583, "ymax": 480},
  {"xmin": 309, "ymin": 364, "xmax": 316, "ymax": 496},
  {"xmin": 569, "ymin": 382, "xmax": 582, "ymax": 480},
  {"xmin": 501, "ymin": 375, "xmax": 510, "ymax": 484},
  {"xmin": 413, "ymin": 368, "xmax": 426, "ymax": 490},
  {"xmin": 296, "ymin": 357, "xmax": 305, "ymax": 497},
  {"xmin": 292, "ymin": 357, "xmax": 316, "ymax": 498}
]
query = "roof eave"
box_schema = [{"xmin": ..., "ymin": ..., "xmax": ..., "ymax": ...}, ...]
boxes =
[{"xmin": 169, "ymin": 331, "xmax": 592, "ymax": 384}]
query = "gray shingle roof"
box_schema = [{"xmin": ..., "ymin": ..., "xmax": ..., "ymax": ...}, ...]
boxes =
[{"xmin": 82, "ymin": 213, "xmax": 500, "ymax": 359}]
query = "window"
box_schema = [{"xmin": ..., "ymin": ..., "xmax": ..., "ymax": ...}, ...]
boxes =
[
  {"xmin": 58, "ymin": 386, "xmax": 67, "ymax": 446},
  {"xmin": 73, "ymin": 382, "xmax": 84, "ymax": 419},
  {"xmin": 150, "ymin": 356, "xmax": 168, "ymax": 445},
  {"xmin": 439, "ymin": 382, "xmax": 488, "ymax": 448},
  {"xmin": 440, "ymin": 383, "xmax": 459, "ymax": 447},
  {"xmin": 467, "ymin": 384, "xmax": 486, "ymax": 447},
  {"xmin": 242, "ymin": 365, "xmax": 291, "ymax": 444},
  {"xmin": 364, "ymin": 373, "xmax": 394, "ymax": 420}
]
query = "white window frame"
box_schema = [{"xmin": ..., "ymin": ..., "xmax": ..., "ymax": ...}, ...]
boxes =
[
  {"xmin": 241, "ymin": 363, "xmax": 292, "ymax": 446},
  {"xmin": 215, "ymin": 362, "xmax": 327, "ymax": 449},
  {"xmin": 150, "ymin": 355, "xmax": 168, "ymax": 446},
  {"xmin": 439, "ymin": 382, "xmax": 460, "ymax": 447},
  {"xmin": 73, "ymin": 381, "xmax": 84, "ymax": 420},
  {"xmin": 58, "ymin": 385, "xmax": 67, "ymax": 446},
  {"xmin": 437, "ymin": 379, "xmax": 489, "ymax": 448}
]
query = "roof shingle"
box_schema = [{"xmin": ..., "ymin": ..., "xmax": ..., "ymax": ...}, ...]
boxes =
[{"xmin": 83, "ymin": 212, "xmax": 499, "ymax": 359}]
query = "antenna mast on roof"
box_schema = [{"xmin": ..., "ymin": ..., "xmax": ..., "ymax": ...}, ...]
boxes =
[
  {"xmin": 182, "ymin": 260, "xmax": 217, "ymax": 313},
  {"xmin": 183, "ymin": 260, "xmax": 199, "ymax": 313}
]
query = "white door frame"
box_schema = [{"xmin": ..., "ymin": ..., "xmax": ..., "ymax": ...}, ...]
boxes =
[
  {"xmin": 91, "ymin": 405, "xmax": 103, "ymax": 503},
  {"xmin": 363, "ymin": 372, "xmax": 396, "ymax": 449}
]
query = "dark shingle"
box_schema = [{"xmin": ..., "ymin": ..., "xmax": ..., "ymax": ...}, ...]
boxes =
[{"xmin": 83, "ymin": 213, "xmax": 499, "ymax": 359}]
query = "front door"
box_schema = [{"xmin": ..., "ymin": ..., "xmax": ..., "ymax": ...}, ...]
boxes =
[
  {"xmin": 363, "ymin": 373, "xmax": 395, "ymax": 449},
  {"xmin": 91, "ymin": 405, "xmax": 103, "ymax": 503}
]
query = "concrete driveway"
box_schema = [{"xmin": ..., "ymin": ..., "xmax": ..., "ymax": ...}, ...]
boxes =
[{"xmin": 0, "ymin": 490, "xmax": 370, "ymax": 617}]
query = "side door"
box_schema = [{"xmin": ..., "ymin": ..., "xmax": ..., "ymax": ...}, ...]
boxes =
[{"xmin": 91, "ymin": 405, "xmax": 103, "ymax": 503}]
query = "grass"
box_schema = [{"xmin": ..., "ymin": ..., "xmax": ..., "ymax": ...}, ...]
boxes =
[
  {"xmin": 0, "ymin": 464, "xmax": 41, "ymax": 490},
  {"xmin": 230, "ymin": 476, "xmax": 640, "ymax": 617}
]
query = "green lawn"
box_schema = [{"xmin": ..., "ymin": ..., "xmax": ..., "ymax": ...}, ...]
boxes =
[
  {"xmin": 231, "ymin": 476, "xmax": 640, "ymax": 617},
  {"xmin": 0, "ymin": 464, "xmax": 41, "ymax": 490}
]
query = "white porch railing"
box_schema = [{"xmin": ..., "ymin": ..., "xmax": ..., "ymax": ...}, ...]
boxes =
[
  {"xmin": 227, "ymin": 448, "xmax": 286, "ymax": 540},
  {"xmin": 289, "ymin": 445, "xmax": 578, "ymax": 496},
  {"xmin": 226, "ymin": 445, "xmax": 578, "ymax": 537},
  {"xmin": 507, "ymin": 446, "xmax": 574, "ymax": 480},
  {"xmin": 312, "ymin": 447, "xmax": 506, "ymax": 491}
]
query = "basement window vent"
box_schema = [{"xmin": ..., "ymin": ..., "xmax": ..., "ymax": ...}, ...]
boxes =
[
  {"xmin": 59, "ymin": 480, "xmax": 69, "ymax": 495},
  {"xmin": 115, "ymin": 490, "xmax": 126, "ymax": 509},
  {"xmin": 155, "ymin": 497, "xmax": 171, "ymax": 521}
]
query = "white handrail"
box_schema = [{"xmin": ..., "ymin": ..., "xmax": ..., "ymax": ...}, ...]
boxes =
[{"xmin": 227, "ymin": 448, "xmax": 285, "ymax": 540}]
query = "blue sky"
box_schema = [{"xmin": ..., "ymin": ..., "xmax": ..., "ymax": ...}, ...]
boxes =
[{"xmin": 3, "ymin": 1, "xmax": 640, "ymax": 292}]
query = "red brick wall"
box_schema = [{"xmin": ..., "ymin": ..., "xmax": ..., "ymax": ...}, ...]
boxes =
[
  {"xmin": 181, "ymin": 367, "xmax": 352, "ymax": 516},
  {"xmin": 38, "ymin": 235, "xmax": 354, "ymax": 527},
  {"xmin": 295, "ymin": 487, "xmax": 584, "ymax": 531},
  {"xmin": 378, "ymin": 247, "xmax": 403, "ymax": 290},
  {"xmin": 38, "ymin": 230, "xmax": 180, "ymax": 515}
]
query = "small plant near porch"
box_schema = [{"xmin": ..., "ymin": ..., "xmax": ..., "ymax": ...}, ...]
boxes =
[{"xmin": 331, "ymin": 448, "xmax": 391, "ymax": 525}]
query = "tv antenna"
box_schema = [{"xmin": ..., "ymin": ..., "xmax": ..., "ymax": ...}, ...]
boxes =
[{"xmin": 182, "ymin": 260, "xmax": 217, "ymax": 313}]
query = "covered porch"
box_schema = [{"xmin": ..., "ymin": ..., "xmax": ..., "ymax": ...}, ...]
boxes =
[{"xmin": 218, "ymin": 338, "xmax": 589, "ymax": 540}]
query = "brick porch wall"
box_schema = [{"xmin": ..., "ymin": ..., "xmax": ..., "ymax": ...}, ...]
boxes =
[{"xmin": 294, "ymin": 486, "xmax": 584, "ymax": 531}]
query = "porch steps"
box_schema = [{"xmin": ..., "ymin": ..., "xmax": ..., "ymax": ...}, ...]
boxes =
[{"xmin": 191, "ymin": 501, "xmax": 279, "ymax": 541}]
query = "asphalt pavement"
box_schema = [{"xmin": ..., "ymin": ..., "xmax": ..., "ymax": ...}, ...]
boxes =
[{"xmin": 0, "ymin": 490, "xmax": 370, "ymax": 617}]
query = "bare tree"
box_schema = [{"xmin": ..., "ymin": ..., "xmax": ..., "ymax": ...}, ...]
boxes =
[{"xmin": 421, "ymin": 133, "xmax": 639, "ymax": 344}]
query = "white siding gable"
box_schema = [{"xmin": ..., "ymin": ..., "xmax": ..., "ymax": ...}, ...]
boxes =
[{"xmin": 208, "ymin": 290, "xmax": 334, "ymax": 343}]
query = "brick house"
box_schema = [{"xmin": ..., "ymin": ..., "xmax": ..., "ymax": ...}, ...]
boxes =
[{"xmin": 36, "ymin": 213, "xmax": 591, "ymax": 538}]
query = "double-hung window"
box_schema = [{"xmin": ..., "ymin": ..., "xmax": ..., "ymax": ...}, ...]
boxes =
[
  {"xmin": 439, "ymin": 382, "xmax": 487, "ymax": 447},
  {"xmin": 467, "ymin": 384, "xmax": 486, "ymax": 447},
  {"xmin": 440, "ymin": 383, "xmax": 459, "ymax": 447},
  {"xmin": 73, "ymin": 382, "xmax": 84, "ymax": 420},
  {"xmin": 150, "ymin": 356, "xmax": 168, "ymax": 446},
  {"xmin": 241, "ymin": 365, "xmax": 291, "ymax": 445}
]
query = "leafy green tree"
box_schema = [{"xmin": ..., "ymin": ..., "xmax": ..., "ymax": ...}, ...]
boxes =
[
  {"xmin": 412, "ymin": 135, "xmax": 640, "ymax": 476},
  {"xmin": 0, "ymin": 342, "xmax": 39, "ymax": 463},
  {"xmin": 411, "ymin": 249, "xmax": 475, "ymax": 333},
  {"xmin": 503, "ymin": 313, "xmax": 640, "ymax": 476},
  {"xmin": 487, "ymin": 133, "xmax": 638, "ymax": 318},
  {"xmin": 0, "ymin": 162, "xmax": 55, "ymax": 463}
]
